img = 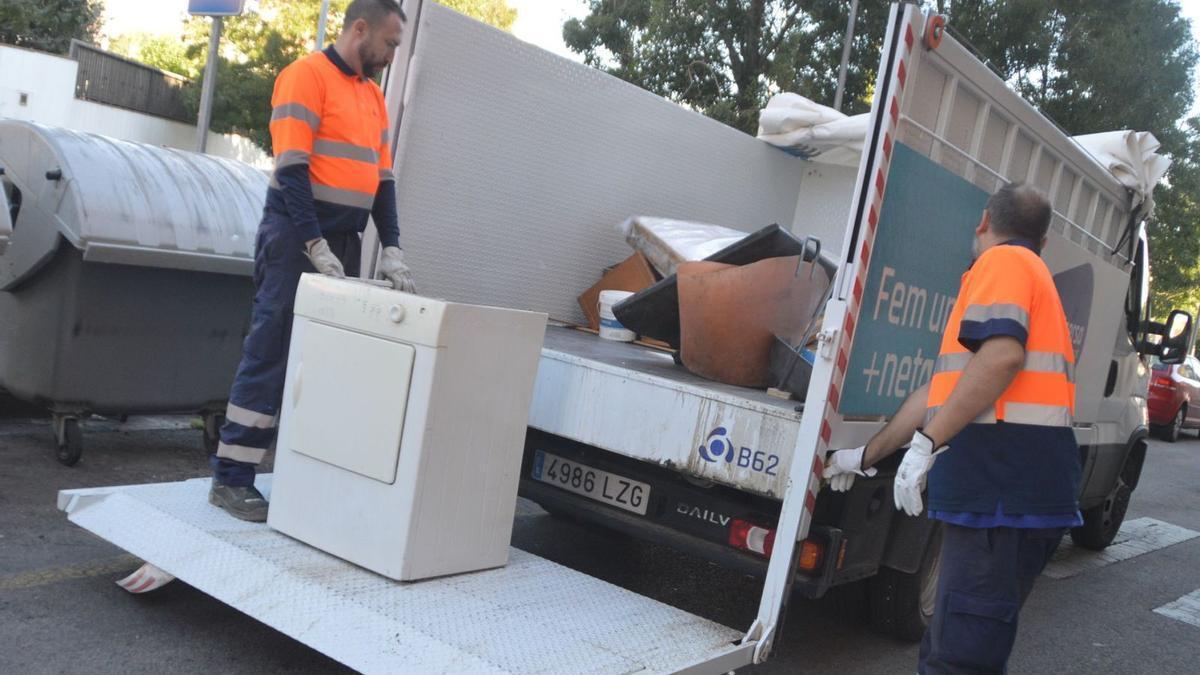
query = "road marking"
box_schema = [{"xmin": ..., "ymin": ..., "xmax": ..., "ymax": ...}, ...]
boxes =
[
  {"xmin": 0, "ymin": 555, "xmax": 142, "ymax": 591},
  {"xmin": 1155, "ymin": 589, "xmax": 1200, "ymax": 629},
  {"xmin": 1043, "ymin": 517, "xmax": 1200, "ymax": 579}
]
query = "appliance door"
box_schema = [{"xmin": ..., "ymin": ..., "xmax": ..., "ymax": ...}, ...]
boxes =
[{"xmin": 289, "ymin": 322, "xmax": 416, "ymax": 484}]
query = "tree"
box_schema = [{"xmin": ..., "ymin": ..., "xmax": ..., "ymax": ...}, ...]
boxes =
[
  {"xmin": 107, "ymin": 32, "xmax": 197, "ymax": 78},
  {"xmin": 0, "ymin": 0, "xmax": 103, "ymax": 55},
  {"xmin": 110, "ymin": 0, "xmax": 517, "ymax": 151},
  {"xmin": 563, "ymin": 1, "xmax": 888, "ymax": 133}
]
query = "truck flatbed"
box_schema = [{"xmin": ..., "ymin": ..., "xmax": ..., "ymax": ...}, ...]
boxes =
[
  {"xmin": 541, "ymin": 325, "xmax": 804, "ymax": 417},
  {"xmin": 532, "ymin": 325, "xmax": 805, "ymax": 499},
  {"xmin": 58, "ymin": 477, "xmax": 746, "ymax": 674}
]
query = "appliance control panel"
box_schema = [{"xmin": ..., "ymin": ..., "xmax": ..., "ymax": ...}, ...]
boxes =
[{"xmin": 293, "ymin": 274, "xmax": 448, "ymax": 347}]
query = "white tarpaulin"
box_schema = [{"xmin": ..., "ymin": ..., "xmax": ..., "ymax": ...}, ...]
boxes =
[
  {"xmin": 756, "ymin": 93, "xmax": 868, "ymax": 167},
  {"xmin": 758, "ymin": 94, "xmax": 1171, "ymax": 216},
  {"xmin": 1073, "ymin": 131, "xmax": 1171, "ymax": 216}
]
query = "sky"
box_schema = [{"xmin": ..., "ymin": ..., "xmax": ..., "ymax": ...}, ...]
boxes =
[{"xmin": 100, "ymin": 0, "xmax": 1200, "ymax": 112}]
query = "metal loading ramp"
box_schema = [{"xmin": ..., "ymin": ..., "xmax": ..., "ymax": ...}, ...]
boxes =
[{"xmin": 58, "ymin": 477, "xmax": 744, "ymax": 674}]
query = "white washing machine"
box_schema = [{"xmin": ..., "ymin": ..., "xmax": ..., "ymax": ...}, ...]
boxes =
[{"xmin": 268, "ymin": 274, "xmax": 547, "ymax": 581}]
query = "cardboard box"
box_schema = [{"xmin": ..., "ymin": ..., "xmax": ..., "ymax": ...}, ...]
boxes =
[{"xmin": 578, "ymin": 252, "xmax": 658, "ymax": 330}]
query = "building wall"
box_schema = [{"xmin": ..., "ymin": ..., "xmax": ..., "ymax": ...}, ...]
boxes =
[{"xmin": 0, "ymin": 44, "xmax": 271, "ymax": 168}]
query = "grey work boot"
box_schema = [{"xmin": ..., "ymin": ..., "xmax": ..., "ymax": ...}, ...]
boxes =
[{"xmin": 208, "ymin": 482, "xmax": 269, "ymax": 522}]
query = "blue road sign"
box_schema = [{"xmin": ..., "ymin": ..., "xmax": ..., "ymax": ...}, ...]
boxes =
[{"xmin": 188, "ymin": 0, "xmax": 246, "ymax": 16}]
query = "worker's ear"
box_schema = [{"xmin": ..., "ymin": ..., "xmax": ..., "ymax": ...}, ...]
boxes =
[
  {"xmin": 354, "ymin": 18, "xmax": 370, "ymax": 37},
  {"xmin": 976, "ymin": 210, "xmax": 989, "ymax": 235}
]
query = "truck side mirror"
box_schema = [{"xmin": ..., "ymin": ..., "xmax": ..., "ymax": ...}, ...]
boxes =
[
  {"xmin": 1159, "ymin": 309, "xmax": 1193, "ymax": 365},
  {"xmin": 1136, "ymin": 310, "xmax": 1193, "ymax": 364}
]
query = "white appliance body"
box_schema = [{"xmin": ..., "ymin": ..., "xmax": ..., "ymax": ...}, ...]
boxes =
[{"xmin": 268, "ymin": 274, "xmax": 547, "ymax": 581}]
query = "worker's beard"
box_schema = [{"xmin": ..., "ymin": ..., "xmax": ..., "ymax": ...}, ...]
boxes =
[{"xmin": 358, "ymin": 42, "xmax": 389, "ymax": 79}]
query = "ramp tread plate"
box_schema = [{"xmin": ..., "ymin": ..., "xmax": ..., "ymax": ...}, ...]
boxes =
[{"xmin": 60, "ymin": 477, "xmax": 740, "ymax": 674}]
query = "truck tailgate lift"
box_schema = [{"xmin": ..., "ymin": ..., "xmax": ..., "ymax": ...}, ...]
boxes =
[{"xmin": 59, "ymin": 477, "xmax": 748, "ymax": 674}]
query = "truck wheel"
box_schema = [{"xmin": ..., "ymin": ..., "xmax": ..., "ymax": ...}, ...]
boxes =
[
  {"xmin": 1162, "ymin": 406, "xmax": 1184, "ymax": 443},
  {"xmin": 868, "ymin": 522, "xmax": 943, "ymax": 642},
  {"xmin": 1070, "ymin": 444, "xmax": 1142, "ymax": 550}
]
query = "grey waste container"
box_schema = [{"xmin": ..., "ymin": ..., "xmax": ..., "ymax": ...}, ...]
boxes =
[{"xmin": 0, "ymin": 121, "xmax": 267, "ymax": 465}]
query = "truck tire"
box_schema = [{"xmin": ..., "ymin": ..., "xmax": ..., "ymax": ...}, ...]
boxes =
[
  {"xmin": 1070, "ymin": 442, "xmax": 1144, "ymax": 550},
  {"xmin": 868, "ymin": 522, "xmax": 942, "ymax": 642}
]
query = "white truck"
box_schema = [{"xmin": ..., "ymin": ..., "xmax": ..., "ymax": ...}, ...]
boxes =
[{"xmin": 59, "ymin": 2, "xmax": 1192, "ymax": 672}]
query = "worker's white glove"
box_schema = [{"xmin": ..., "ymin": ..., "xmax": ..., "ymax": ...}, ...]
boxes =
[
  {"xmin": 823, "ymin": 446, "xmax": 877, "ymax": 492},
  {"xmin": 380, "ymin": 246, "xmax": 416, "ymax": 293},
  {"xmin": 893, "ymin": 430, "xmax": 948, "ymax": 516},
  {"xmin": 305, "ymin": 238, "xmax": 345, "ymax": 278}
]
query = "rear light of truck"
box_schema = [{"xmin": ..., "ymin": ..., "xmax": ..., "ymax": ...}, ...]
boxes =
[
  {"xmin": 728, "ymin": 519, "xmax": 825, "ymax": 571},
  {"xmin": 1153, "ymin": 373, "xmax": 1173, "ymax": 388},
  {"xmin": 729, "ymin": 519, "xmax": 775, "ymax": 557}
]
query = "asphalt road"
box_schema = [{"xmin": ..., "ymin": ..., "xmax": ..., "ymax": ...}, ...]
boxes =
[{"xmin": 2, "ymin": 401, "xmax": 1199, "ymax": 673}]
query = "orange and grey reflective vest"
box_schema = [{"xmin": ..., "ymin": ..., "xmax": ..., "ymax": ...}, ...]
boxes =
[
  {"xmin": 925, "ymin": 240, "xmax": 1082, "ymax": 516},
  {"xmin": 264, "ymin": 47, "xmax": 399, "ymax": 248}
]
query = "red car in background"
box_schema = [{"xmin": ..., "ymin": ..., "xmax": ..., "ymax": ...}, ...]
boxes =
[{"xmin": 1148, "ymin": 356, "xmax": 1200, "ymax": 441}]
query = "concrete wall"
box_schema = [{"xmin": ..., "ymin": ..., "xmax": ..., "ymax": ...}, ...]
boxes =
[{"xmin": 0, "ymin": 44, "xmax": 270, "ymax": 168}]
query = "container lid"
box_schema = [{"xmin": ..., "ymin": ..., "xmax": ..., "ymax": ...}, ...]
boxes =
[{"xmin": 0, "ymin": 120, "xmax": 267, "ymax": 289}]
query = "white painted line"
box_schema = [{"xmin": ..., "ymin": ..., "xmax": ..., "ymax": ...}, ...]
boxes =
[
  {"xmin": 1043, "ymin": 517, "xmax": 1200, "ymax": 579},
  {"xmin": 1155, "ymin": 589, "xmax": 1200, "ymax": 629}
]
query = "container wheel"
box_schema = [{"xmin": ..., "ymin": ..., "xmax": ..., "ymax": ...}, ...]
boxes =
[
  {"xmin": 203, "ymin": 413, "xmax": 225, "ymax": 454},
  {"xmin": 56, "ymin": 418, "xmax": 83, "ymax": 466}
]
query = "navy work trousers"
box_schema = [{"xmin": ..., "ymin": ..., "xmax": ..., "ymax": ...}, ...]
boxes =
[
  {"xmin": 918, "ymin": 524, "xmax": 1064, "ymax": 674},
  {"xmin": 211, "ymin": 212, "xmax": 361, "ymax": 487}
]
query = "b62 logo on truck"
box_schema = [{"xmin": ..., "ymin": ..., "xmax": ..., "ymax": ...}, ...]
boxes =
[{"xmin": 697, "ymin": 427, "xmax": 779, "ymax": 476}]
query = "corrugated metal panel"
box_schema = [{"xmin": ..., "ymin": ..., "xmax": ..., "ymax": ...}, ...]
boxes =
[
  {"xmin": 391, "ymin": 4, "xmax": 809, "ymax": 322},
  {"xmin": 0, "ymin": 120, "xmax": 265, "ymax": 288}
]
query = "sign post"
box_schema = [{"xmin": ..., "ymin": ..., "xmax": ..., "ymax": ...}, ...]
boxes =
[
  {"xmin": 316, "ymin": 0, "xmax": 332, "ymax": 51},
  {"xmin": 189, "ymin": 1, "xmax": 246, "ymax": 153}
]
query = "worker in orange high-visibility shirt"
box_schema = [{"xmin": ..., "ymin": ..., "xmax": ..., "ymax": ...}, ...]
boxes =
[
  {"xmin": 825, "ymin": 183, "xmax": 1081, "ymax": 673},
  {"xmin": 208, "ymin": 0, "xmax": 415, "ymax": 522}
]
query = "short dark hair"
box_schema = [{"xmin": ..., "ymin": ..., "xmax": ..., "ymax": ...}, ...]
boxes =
[
  {"xmin": 986, "ymin": 182, "xmax": 1052, "ymax": 242},
  {"xmin": 345, "ymin": 0, "xmax": 406, "ymax": 29}
]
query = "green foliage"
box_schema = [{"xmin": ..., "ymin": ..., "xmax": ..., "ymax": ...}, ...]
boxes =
[
  {"xmin": 1147, "ymin": 118, "xmax": 1200, "ymax": 316},
  {"xmin": 0, "ymin": 0, "xmax": 103, "ymax": 55},
  {"xmin": 436, "ymin": 0, "xmax": 517, "ymax": 31},
  {"xmin": 563, "ymin": 0, "xmax": 888, "ymax": 133},
  {"xmin": 107, "ymin": 32, "xmax": 197, "ymax": 78}
]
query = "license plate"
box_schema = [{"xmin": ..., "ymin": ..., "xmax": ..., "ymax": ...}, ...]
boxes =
[{"xmin": 532, "ymin": 450, "xmax": 650, "ymax": 516}]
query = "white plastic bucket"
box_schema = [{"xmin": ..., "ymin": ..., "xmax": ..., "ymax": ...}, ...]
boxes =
[{"xmin": 598, "ymin": 290, "xmax": 636, "ymax": 341}]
